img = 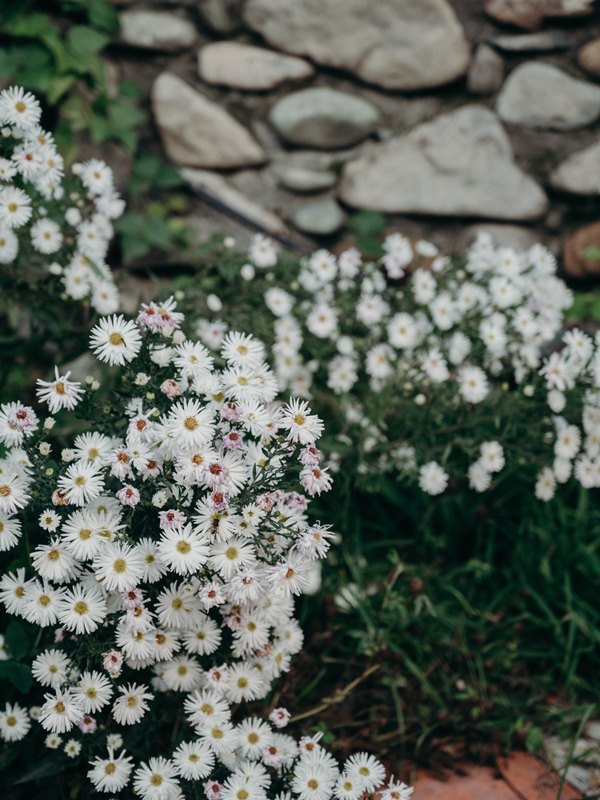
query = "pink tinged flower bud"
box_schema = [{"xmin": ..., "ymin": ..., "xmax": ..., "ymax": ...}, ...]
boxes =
[
  {"xmin": 160, "ymin": 379, "xmax": 181, "ymax": 399},
  {"xmin": 204, "ymin": 781, "xmax": 223, "ymax": 800},
  {"xmin": 116, "ymin": 485, "xmax": 140, "ymax": 506},
  {"xmin": 102, "ymin": 648, "xmax": 123, "ymax": 677},
  {"xmin": 78, "ymin": 715, "xmax": 97, "ymax": 733},
  {"xmin": 257, "ymin": 494, "xmax": 274, "ymax": 512},
  {"xmin": 269, "ymin": 707, "xmax": 291, "ymax": 729},
  {"xmin": 54, "ymin": 627, "xmax": 66, "ymax": 643},
  {"xmin": 220, "ymin": 402, "xmax": 239, "ymax": 421}
]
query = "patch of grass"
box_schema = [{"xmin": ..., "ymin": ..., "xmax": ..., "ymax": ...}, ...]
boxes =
[{"xmin": 284, "ymin": 482, "xmax": 600, "ymax": 769}]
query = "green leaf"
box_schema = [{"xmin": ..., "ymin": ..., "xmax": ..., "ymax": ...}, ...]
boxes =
[
  {"xmin": 583, "ymin": 245, "xmax": 600, "ymax": 261},
  {"xmin": 46, "ymin": 74, "xmax": 76, "ymax": 105},
  {"xmin": 0, "ymin": 661, "xmax": 33, "ymax": 693},
  {"xmin": 66, "ymin": 25, "xmax": 110, "ymax": 72},
  {"xmin": 88, "ymin": 0, "xmax": 120, "ymax": 32},
  {"xmin": 357, "ymin": 236, "xmax": 384, "ymax": 259},
  {"xmin": 0, "ymin": 745, "xmax": 19, "ymax": 772},
  {"xmin": 348, "ymin": 210, "xmax": 387, "ymax": 236},
  {"xmin": 0, "ymin": 44, "xmax": 54, "ymax": 91},
  {"xmin": 13, "ymin": 754, "xmax": 71, "ymax": 784},
  {"xmin": 66, "ymin": 25, "xmax": 110, "ymax": 58},
  {"xmin": 4, "ymin": 621, "xmax": 32, "ymax": 661},
  {"xmin": 119, "ymin": 79, "xmax": 144, "ymax": 100}
]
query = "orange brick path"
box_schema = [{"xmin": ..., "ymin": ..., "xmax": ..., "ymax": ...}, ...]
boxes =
[{"xmin": 414, "ymin": 753, "xmax": 581, "ymax": 799}]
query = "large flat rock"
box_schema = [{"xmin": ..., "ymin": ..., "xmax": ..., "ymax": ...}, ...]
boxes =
[
  {"xmin": 198, "ymin": 42, "xmax": 314, "ymax": 90},
  {"xmin": 497, "ymin": 62, "xmax": 600, "ymax": 131},
  {"xmin": 152, "ymin": 73, "xmax": 266, "ymax": 168},
  {"xmin": 338, "ymin": 105, "xmax": 548, "ymax": 220},
  {"xmin": 244, "ymin": 0, "xmax": 470, "ymax": 90}
]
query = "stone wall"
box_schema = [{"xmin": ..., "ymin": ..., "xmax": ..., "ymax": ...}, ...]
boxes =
[{"xmin": 110, "ymin": 0, "xmax": 600, "ymax": 273}]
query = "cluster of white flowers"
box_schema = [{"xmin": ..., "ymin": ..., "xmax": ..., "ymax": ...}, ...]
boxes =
[
  {"xmin": 0, "ymin": 298, "xmax": 408, "ymax": 799},
  {"xmin": 189, "ymin": 231, "xmax": 600, "ymax": 499},
  {"xmin": 0, "ymin": 86, "xmax": 121, "ymax": 313}
]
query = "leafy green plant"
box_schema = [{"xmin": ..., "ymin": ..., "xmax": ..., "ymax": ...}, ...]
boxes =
[{"xmin": 0, "ymin": 1, "xmax": 191, "ymax": 269}]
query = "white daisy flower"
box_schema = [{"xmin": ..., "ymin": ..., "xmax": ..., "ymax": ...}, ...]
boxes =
[
  {"xmin": 57, "ymin": 460, "xmax": 105, "ymax": 506},
  {"xmin": 0, "ymin": 185, "xmax": 32, "ymax": 228},
  {"xmin": 90, "ymin": 315, "xmax": 142, "ymax": 366},
  {"xmin": 93, "ymin": 542, "xmax": 144, "ymax": 592},
  {"xmin": 87, "ymin": 747, "xmax": 133, "ymax": 793},
  {"xmin": 36, "ymin": 367, "xmax": 84, "ymax": 413},
  {"xmin": 112, "ymin": 683, "xmax": 153, "ymax": 726},
  {"xmin": 172, "ymin": 740, "xmax": 215, "ymax": 780},
  {"xmin": 0, "ymin": 702, "xmax": 31, "ymax": 742},
  {"xmin": 39, "ymin": 689, "xmax": 85, "ymax": 733}
]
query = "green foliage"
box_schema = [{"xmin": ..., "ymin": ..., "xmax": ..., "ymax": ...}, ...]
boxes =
[
  {"xmin": 348, "ymin": 211, "xmax": 387, "ymax": 258},
  {"xmin": 0, "ymin": 4, "xmax": 141, "ymax": 153},
  {"xmin": 0, "ymin": 0, "xmax": 191, "ymax": 270},
  {"xmin": 566, "ymin": 291, "xmax": 600, "ymax": 324}
]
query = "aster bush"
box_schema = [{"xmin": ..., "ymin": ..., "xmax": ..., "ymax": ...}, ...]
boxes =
[
  {"xmin": 173, "ymin": 232, "xmax": 600, "ymax": 758},
  {"xmin": 178, "ymin": 231, "xmax": 600, "ymax": 503},
  {"xmin": 0, "ymin": 299, "xmax": 409, "ymax": 799},
  {"xmin": 0, "ymin": 86, "xmax": 122, "ymax": 400}
]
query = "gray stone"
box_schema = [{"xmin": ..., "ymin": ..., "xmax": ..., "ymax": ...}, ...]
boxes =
[
  {"xmin": 497, "ymin": 63, "xmax": 600, "ymax": 131},
  {"xmin": 489, "ymin": 32, "xmax": 570, "ymax": 53},
  {"xmin": 269, "ymin": 88, "xmax": 379, "ymax": 149},
  {"xmin": 468, "ymin": 45, "xmax": 504, "ymax": 96},
  {"xmin": 484, "ymin": 0, "xmax": 593, "ymax": 30},
  {"xmin": 457, "ymin": 224, "xmax": 540, "ymax": 252},
  {"xmin": 292, "ymin": 199, "xmax": 345, "ymax": 235},
  {"xmin": 578, "ymin": 38, "xmax": 600, "ymax": 78},
  {"xmin": 586, "ymin": 721, "xmax": 600, "ymax": 741},
  {"xmin": 119, "ymin": 10, "xmax": 197, "ymax": 51},
  {"xmin": 276, "ymin": 166, "xmax": 337, "ymax": 193},
  {"xmin": 198, "ymin": 42, "xmax": 314, "ymax": 91},
  {"xmin": 181, "ymin": 168, "xmax": 287, "ymax": 235},
  {"xmin": 550, "ymin": 141, "xmax": 600, "ymax": 195},
  {"xmin": 244, "ymin": 0, "xmax": 470, "ymax": 90},
  {"xmin": 152, "ymin": 73, "xmax": 266, "ymax": 168},
  {"xmin": 338, "ymin": 105, "xmax": 548, "ymax": 221},
  {"xmin": 198, "ymin": 0, "xmax": 242, "ymax": 33}
]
